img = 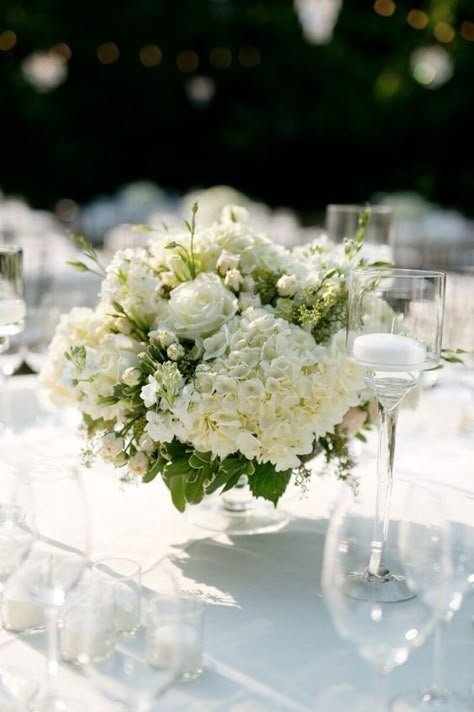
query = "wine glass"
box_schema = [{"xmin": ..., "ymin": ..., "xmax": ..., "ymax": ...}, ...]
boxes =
[
  {"xmin": 325, "ymin": 204, "xmax": 394, "ymax": 263},
  {"xmin": 0, "ymin": 246, "xmax": 25, "ymax": 431},
  {"xmin": 321, "ymin": 478, "xmax": 450, "ymax": 711},
  {"xmin": 346, "ymin": 267, "xmax": 446, "ymax": 601},
  {"xmin": 81, "ymin": 560, "xmax": 186, "ymax": 711},
  {"xmin": 0, "ymin": 461, "xmax": 38, "ymax": 707},
  {"xmin": 392, "ymin": 481, "xmax": 474, "ymax": 711},
  {"xmin": 24, "ymin": 457, "xmax": 89, "ymax": 712}
]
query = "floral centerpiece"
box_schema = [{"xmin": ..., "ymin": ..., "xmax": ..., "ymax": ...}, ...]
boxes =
[{"xmin": 42, "ymin": 204, "xmax": 379, "ymax": 511}]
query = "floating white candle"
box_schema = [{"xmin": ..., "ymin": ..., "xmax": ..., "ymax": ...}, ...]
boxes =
[
  {"xmin": 0, "ymin": 299, "xmax": 25, "ymax": 326},
  {"xmin": 1, "ymin": 597, "xmax": 44, "ymax": 632},
  {"xmin": 353, "ymin": 333, "xmax": 426, "ymax": 369},
  {"xmin": 60, "ymin": 614, "xmax": 114, "ymax": 663},
  {"xmin": 147, "ymin": 624, "xmax": 203, "ymax": 678}
]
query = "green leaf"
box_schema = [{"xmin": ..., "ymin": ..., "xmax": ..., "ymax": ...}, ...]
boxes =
[
  {"xmin": 164, "ymin": 458, "xmax": 190, "ymax": 478},
  {"xmin": 132, "ymin": 225, "xmax": 155, "ymax": 233},
  {"xmin": 143, "ymin": 458, "xmax": 163, "ymax": 483},
  {"xmin": 66, "ymin": 260, "xmax": 90, "ymax": 272},
  {"xmin": 185, "ymin": 466, "xmax": 209, "ymax": 504},
  {"xmin": 168, "ymin": 475, "xmax": 187, "ymax": 512},
  {"xmin": 248, "ymin": 462, "xmax": 292, "ymax": 507}
]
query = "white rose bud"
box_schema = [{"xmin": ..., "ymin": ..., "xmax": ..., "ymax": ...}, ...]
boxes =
[
  {"xmin": 122, "ymin": 367, "xmax": 141, "ymax": 387},
  {"xmin": 220, "ymin": 205, "xmax": 250, "ymax": 225},
  {"xmin": 115, "ymin": 317, "xmax": 133, "ymax": 336},
  {"xmin": 128, "ymin": 452, "xmax": 149, "ymax": 477},
  {"xmin": 241, "ymin": 276, "xmax": 255, "ymax": 292},
  {"xmin": 139, "ymin": 433, "xmax": 155, "ymax": 454},
  {"xmin": 149, "ymin": 329, "xmax": 178, "ymax": 348},
  {"xmin": 239, "ymin": 292, "xmax": 261, "ymax": 311},
  {"xmin": 113, "ymin": 451, "xmax": 128, "ymax": 467},
  {"xmin": 224, "ymin": 269, "xmax": 243, "ymax": 291},
  {"xmin": 276, "ymin": 274, "xmax": 298, "ymax": 297},
  {"xmin": 100, "ymin": 433, "xmax": 125, "ymax": 462},
  {"xmin": 216, "ymin": 250, "xmax": 240, "ymax": 276},
  {"xmin": 167, "ymin": 343, "xmax": 185, "ymax": 361}
]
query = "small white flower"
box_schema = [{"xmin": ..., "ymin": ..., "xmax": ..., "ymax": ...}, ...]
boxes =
[
  {"xmin": 224, "ymin": 269, "xmax": 243, "ymax": 291},
  {"xmin": 167, "ymin": 343, "xmax": 185, "ymax": 361},
  {"xmin": 239, "ymin": 292, "xmax": 261, "ymax": 311},
  {"xmin": 216, "ymin": 250, "xmax": 240, "ymax": 275},
  {"xmin": 141, "ymin": 379, "xmax": 158, "ymax": 408},
  {"xmin": 122, "ymin": 367, "xmax": 141, "ymax": 387},
  {"xmin": 138, "ymin": 433, "xmax": 155, "ymax": 454},
  {"xmin": 100, "ymin": 433, "xmax": 125, "ymax": 462},
  {"xmin": 128, "ymin": 452, "xmax": 149, "ymax": 477},
  {"xmin": 277, "ymin": 274, "xmax": 298, "ymax": 297}
]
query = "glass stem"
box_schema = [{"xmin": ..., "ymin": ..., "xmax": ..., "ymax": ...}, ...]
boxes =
[
  {"xmin": 374, "ymin": 669, "xmax": 389, "ymax": 712},
  {"xmin": 45, "ymin": 603, "xmax": 60, "ymax": 701},
  {"xmin": 222, "ymin": 475, "xmax": 255, "ymax": 513},
  {"xmin": 367, "ymin": 397, "xmax": 400, "ymax": 578},
  {"xmin": 432, "ymin": 620, "xmax": 446, "ymax": 693}
]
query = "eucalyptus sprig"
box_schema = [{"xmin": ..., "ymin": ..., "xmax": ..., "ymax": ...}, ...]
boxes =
[{"xmin": 66, "ymin": 233, "xmax": 107, "ymax": 278}]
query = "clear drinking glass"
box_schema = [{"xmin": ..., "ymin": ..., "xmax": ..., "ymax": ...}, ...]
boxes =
[
  {"xmin": 0, "ymin": 246, "xmax": 26, "ymax": 431},
  {"xmin": 321, "ymin": 478, "xmax": 450, "ymax": 712},
  {"xmin": 392, "ymin": 482, "xmax": 474, "ymax": 711},
  {"xmin": 346, "ymin": 267, "xmax": 446, "ymax": 602},
  {"xmin": 81, "ymin": 573, "xmax": 185, "ymax": 711},
  {"xmin": 25, "ymin": 458, "xmax": 89, "ymax": 712},
  {"xmin": 325, "ymin": 204, "xmax": 394, "ymax": 263},
  {"xmin": 90, "ymin": 557, "xmax": 142, "ymax": 636}
]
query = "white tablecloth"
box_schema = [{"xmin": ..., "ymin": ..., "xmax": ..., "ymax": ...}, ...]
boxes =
[{"xmin": 1, "ymin": 371, "xmax": 473, "ymax": 711}]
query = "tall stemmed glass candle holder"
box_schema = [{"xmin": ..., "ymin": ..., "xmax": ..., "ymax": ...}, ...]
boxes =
[
  {"xmin": 0, "ymin": 246, "xmax": 25, "ymax": 429},
  {"xmin": 346, "ymin": 267, "xmax": 446, "ymax": 602}
]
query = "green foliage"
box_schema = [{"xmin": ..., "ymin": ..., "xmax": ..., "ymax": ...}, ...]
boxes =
[
  {"xmin": 251, "ymin": 268, "xmax": 282, "ymax": 305},
  {"xmin": 165, "ymin": 202, "xmax": 199, "ymax": 282},
  {"xmin": 65, "ymin": 345, "xmax": 86, "ymax": 371},
  {"xmin": 317, "ymin": 430, "xmax": 356, "ymax": 482},
  {"xmin": 66, "ymin": 233, "xmax": 106, "ymax": 278},
  {"xmin": 292, "ymin": 273, "xmax": 348, "ymax": 343},
  {"xmin": 248, "ymin": 462, "xmax": 292, "ymax": 506}
]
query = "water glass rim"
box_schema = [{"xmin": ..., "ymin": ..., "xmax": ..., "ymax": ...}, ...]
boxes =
[
  {"xmin": 352, "ymin": 266, "xmax": 446, "ymax": 279},
  {"xmin": 0, "ymin": 245, "xmax": 23, "ymax": 255}
]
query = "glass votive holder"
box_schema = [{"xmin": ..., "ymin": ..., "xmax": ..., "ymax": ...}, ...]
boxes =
[
  {"xmin": 60, "ymin": 583, "xmax": 116, "ymax": 665},
  {"xmin": 145, "ymin": 594, "xmax": 206, "ymax": 683},
  {"xmin": 1, "ymin": 555, "xmax": 47, "ymax": 634},
  {"xmin": 90, "ymin": 557, "xmax": 142, "ymax": 635}
]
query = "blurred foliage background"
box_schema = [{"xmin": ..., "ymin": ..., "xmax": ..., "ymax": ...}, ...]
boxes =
[{"xmin": 0, "ymin": 0, "xmax": 473, "ymax": 217}]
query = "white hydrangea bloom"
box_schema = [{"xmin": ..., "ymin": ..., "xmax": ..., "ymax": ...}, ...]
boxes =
[{"xmin": 169, "ymin": 309, "xmax": 365, "ymax": 471}]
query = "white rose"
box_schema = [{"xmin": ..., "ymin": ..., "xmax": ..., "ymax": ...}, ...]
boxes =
[
  {"xmin": 224, "ymin": 269, "xmax": 243, "ymax": 291},
  {"xmin": 277, "ymin": 274, "xmax": 298, "ymax": 297},
  {"xmin": 167, "ymin": 273, "xmax": 238, "ymax": 340},
  {"xmin": 216, "ymin": 250, "xmax": 240, "ymax": 275}
]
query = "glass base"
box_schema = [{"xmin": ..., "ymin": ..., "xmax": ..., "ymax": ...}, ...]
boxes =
[
  {"xmin": 343, "ymin": 570, "xmax": 416, "ymax": 603},
  {"xmin": 391, "ymin": 688, "xmax": 472, "ymax": 711},
  {"xmin": 0, "ymin": 665, "xmax": 38, "ymax": 708},
  {"xmin": 189, "ymin": 500, "xmax": 290, "ymax": 536},
  {"xmin": 34, "ymin": 696, "xmax": 85, "ymax": 712}
]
